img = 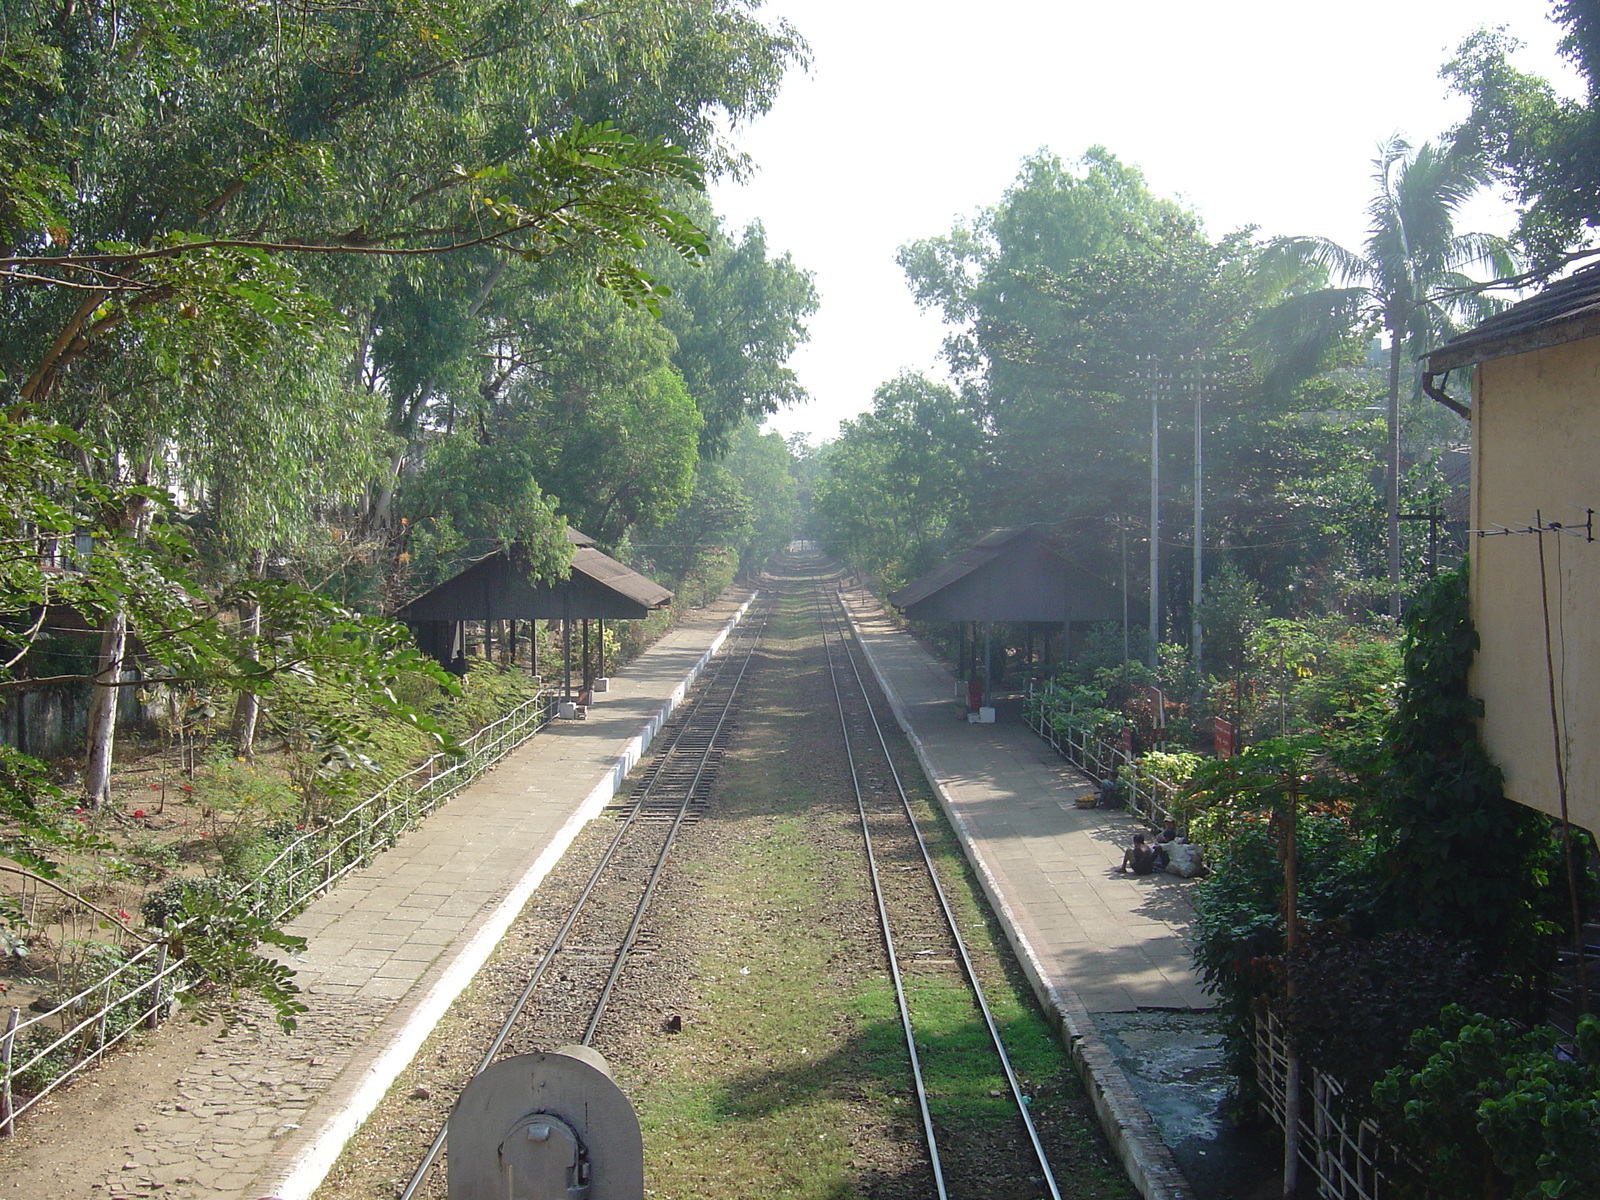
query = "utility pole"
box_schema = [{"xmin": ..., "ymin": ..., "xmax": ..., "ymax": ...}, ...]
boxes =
[
  {"xmin": 1120, "ymin": 521, "xmax": 1130, "ymax": 665},
  {"xmin": 1146, "ymin": 357, "xmax": 1164, "ymax": 666},
  {"xmin": 1191, "ymin": 361, "xmax": 1215, "ymax": 672}
]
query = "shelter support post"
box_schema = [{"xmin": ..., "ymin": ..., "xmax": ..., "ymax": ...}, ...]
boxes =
[
  {"xmin": 972, "ymin": 624, "xmax": 985, "ymax": 710},
  {"xmin": 562, "ymin": 589, "xmax": 572, "ymax": 700}
]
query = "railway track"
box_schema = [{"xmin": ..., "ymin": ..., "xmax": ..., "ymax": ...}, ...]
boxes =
[
  {"xmin": 395, "ymin": 592, "xmax": 772, "ymax": 1200},
  {"xmin": 810, "ymin": 566, "xmax": 1066, "ymax": 1200},
  {"xmin": 323, "ymin": 560, "xmax": 1123, "ymax": 1200}
]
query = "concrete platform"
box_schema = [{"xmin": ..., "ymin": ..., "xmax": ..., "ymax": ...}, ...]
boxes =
[
  {"xmin": 843, "ymin": 586, "xmax": 1206, "ymax": 1200},
  {"xmin": 0, "ymin": 593, "xmax": 753, "ymax": 1200}
]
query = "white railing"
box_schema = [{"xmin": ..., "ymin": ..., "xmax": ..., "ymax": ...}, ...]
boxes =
[
  {"xmin": 0, "ymin": 689, "xmax": 555, "ymax": 1134},
  {"xmin": 1023, "ymin": 680, "xmax": 1181, "ymax": 827},
  {"xmin": 1255, "ymin": 1008, "xmax": 1399, "ymax": 1200}
]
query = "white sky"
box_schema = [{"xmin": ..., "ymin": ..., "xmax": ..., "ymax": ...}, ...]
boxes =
[{"xmin": 706, "ymin": 0, "xmax": 1583, "ymax": 444}]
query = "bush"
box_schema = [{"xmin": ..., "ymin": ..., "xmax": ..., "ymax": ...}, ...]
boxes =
[
  {"xmin": 1118, "ymin": 749, "xmax": 1204, "ymax": 822},
  {"xmin": 439, "ymin": 661, "xmax": 544, "ymax": 737},
  {"xmin": 1286, "ymin": 930, "xmax": 1515, "ymax": 1097},
  {"xmin": 1189, "ymin": 802, "xmax": 1379, "ymax": 1083},
  {"xmin": 141, "ymin": 877, "xmax": 232, "ymax": 929},
  {"xmin": 1372, "ymin": 1007, "xmax": 1600, "ymax": 1200}
]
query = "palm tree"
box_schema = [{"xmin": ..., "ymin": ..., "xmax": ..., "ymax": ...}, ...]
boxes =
[{"xmin": 1268, "ymin": 137, "xmax": 1519, "ymax": 617}]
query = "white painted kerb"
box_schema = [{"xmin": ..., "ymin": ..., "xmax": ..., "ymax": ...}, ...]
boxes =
[{"xmin": 261, "ymin": 593, "xmax": 755, "ymax": 1200}]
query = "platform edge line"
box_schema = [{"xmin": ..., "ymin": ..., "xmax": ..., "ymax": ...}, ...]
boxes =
[{"xmin": 258, "ymin": 592, "xmax": 755, "ymax": 1200}]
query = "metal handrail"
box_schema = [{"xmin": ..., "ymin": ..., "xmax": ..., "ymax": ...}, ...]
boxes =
[
  {"xmin": 1, "ymin": 688, "xmax": 555, "ymax": 1132},
  {"xmin": 1024, "ymin": 679, "xmax": 1182, "ymax": 827},
  {"xmin": 1256, "ymin": 1008, "xmax": 1395, "ymax": 1199}
]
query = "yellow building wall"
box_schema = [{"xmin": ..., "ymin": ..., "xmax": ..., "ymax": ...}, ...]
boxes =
[{"xmin": 1470, "ymin": 338, "xmax": 1600, "ymax": 837}]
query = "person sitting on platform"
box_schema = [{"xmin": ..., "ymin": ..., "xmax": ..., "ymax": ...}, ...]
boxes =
[{"xmin": 1120, "ymin": 833, "xmax": 1159, "ymax": 875}]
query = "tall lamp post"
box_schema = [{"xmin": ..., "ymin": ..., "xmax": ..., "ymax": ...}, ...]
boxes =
[
  {"xmin": 1191, "ymin": 361, "xmax": 1216, "ymax": 673},
  {"xmin": 1145, "ymin": 357, "xmax": 1165, "ymax": 666}
]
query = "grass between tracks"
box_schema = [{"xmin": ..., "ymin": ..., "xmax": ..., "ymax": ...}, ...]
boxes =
[{"xmin": 631, "ymin": 588, "xmax": 1132, "ymax": 1199}]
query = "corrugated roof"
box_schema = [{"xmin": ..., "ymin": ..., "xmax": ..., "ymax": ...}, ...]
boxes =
[
  {"xmin": 1425, "ymin": 263, "xmax": 1600, "ymax": 371},
  {"xmin": 886, "ymin": 526, "xmax": 1122, "ymax": 624},
  {"xmin": 888, "ymin": 528, "xmax": 1031, "ymax": 610},
  {"xmin": 395, "ymin": 529, "xmax": 670, "ymax": 622},
  {"xmin": 568, "ymin": 545, "xmax": 672, "ymax": 608}
]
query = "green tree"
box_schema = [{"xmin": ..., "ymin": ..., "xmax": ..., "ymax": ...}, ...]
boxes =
[
  {"xmin": 633, "ymin": 460, "xmax": 752, "ymax": 587},
  {"xmin": 721, "ymin": 422, "xmax": 800, "ymax": 572},
  {"xmin": 653, "ymin": 209, "xmax": 818, "ymax": 456},
  {"xmin": 1266, "ymin": 137, "xmax": 1517, "ymax": 618},
  {"xmin": 898, "ymin": 146, "xmax": 1392, "ymax": 628},
  {"xmin": 0, "ymin": 0, "xmax": 810, "ymax": 794},
  {"xmin": 811, "ymin": 373, "xmax": 983, "ymax": 587},
  {"xmin": 1445, "ymin": 13, "xmax": 1600, "ymax": 270}
]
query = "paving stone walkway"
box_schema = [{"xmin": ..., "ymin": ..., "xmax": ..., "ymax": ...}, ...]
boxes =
[
  {"xmin": 844, "ymin": 591, "xmax": 1209, "ymax": 1013},
  {"xmin": 0, "ymin": 594, "xmax": 751, "ymax": 1200},
  {"xmin": 5, "ymin": 580, "xmax": 1210, "ymax": 1200}
]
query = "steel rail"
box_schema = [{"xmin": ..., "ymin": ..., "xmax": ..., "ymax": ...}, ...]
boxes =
[
  {"xmin": 580, "ymin": 599, "xmax": 766, "ymax": 1043},
  {"xmin": 396, "ymin": 595, "xmax": 769, "ymax": 1200},
  {"xmin": 814, "ymin": 579, "xmax": 949, "ymax": 1200},
  {"xmin": 815, "ymin": 574, "xmax": 1065, "ymax": 1200}
]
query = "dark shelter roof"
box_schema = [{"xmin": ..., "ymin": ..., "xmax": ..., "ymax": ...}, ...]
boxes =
[
  {"xmin": 888, "ymin": 526, "xmax": 1122, "ymax": 624},
  {"xmin": 395, "ymin": 529, "xmax": 672, "ymax": 623},
  {"xmin": 1425, "ymin": 263, "xmax": 1600, "ymax": 371}
]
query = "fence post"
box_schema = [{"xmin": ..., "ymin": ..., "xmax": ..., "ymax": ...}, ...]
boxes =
[
  {"xmin": 1, "ymin": 1005, "xmax": 17, "ymax": 1136},
  {"xmin": 94, "ymin": 977, "xmax": 113, "ymax": 1056},
  {"xmin": 146, "ymin": 945, "xmax": 167, "ymax": 1030}
]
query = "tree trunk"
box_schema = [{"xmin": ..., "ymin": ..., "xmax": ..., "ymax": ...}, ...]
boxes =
[
  {"xmin": 231, "ymin": 548, "xmax": 268, "ymax": 758},
  {"xmin": 82, "ymin": 606, "xmax": 127, "ymax": 808},
  {"xmin": 1386, "ymin": 325, "xmax": 1404, "ymax": 620},
  {"xmin": 83, "ymin": 482, "xmax": 153, "ymax": 808}
]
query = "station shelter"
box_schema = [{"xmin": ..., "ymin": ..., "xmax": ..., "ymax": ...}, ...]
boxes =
[
  {"xmin": 396, "ymin": 528, "xmax": 672, "ymax": 701},
  {"xmin": 888, "ymin": 526, "xmax": 1122, "ymax": 711}
]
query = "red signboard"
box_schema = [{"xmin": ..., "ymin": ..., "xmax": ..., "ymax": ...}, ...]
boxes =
[{"xmin": 1213, "ymin": 717, "xmax": 1235, "ymax": 759}]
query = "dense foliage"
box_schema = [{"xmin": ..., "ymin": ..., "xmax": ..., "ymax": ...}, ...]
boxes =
[
  {"xmin": 1373, "ymin": 1007, "xmax": 1600, "ymax": 1200},
  {"xmin": 813, "ymin": 143, "xmax": 1478, "ymax": 616},
  {"xmin": 1445, "ymin": 2, "xmax": 1600, "ymax": 269},
  {"xmin": 0, "ymin": 0, "xmax": 818, "ymax": 1028},
  {"xmin": 1373, "ymin": 568, "xmax": 1568, "ymax": 964},
  {"xmin": 1181, "ymin": 566, "xmax": 1592, "ymax": 1129},
  {"xmin": 0, "ymin": 0, "xmax": 816, "ymax": 797}
]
